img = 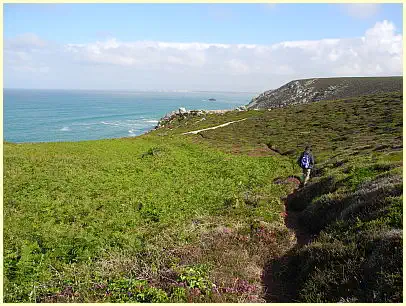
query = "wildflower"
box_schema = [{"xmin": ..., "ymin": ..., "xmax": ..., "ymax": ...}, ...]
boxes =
[
  {"xmin": 280, "ymin": 211, "xmax": 288, "ymax": 217},
  {"xmin": 190, "ymin": 288, "xmax": 201, "ymax": 296},
  {"xmin": 223, "ymin": 227, "xmax": 232, "ymax": 234}
]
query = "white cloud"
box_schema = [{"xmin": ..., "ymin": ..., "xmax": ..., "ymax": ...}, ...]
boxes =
[
  {"xmin": 342, "ymin": 4, "xmax": 381, "ymax": 19},
  {"xmin": 4, "ymin": 20, "xmax": 403, "ymax": 91},
  {"xmin": 4, "ymin": 34, "xmax": 55, "ymax": 79},
  {"xmin": 65, "ymin": 39, "xmax": 211, "ymax": 68},
  {"xmin": 226, "ymin": 59, "xmax": 250, "ymax": 74},
  {"xmin": 6, "ymin": 33, "xmax": 48, "ymax": 50}
]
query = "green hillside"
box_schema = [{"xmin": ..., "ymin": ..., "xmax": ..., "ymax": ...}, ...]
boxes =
[
  {"xmin": 4, "ymin": 91, "xmax": 402, "ymax": 302},
  {"xmin": 4, "ymin": 137, "xmax": 293, "ymax": 302},
  {"xmin": 248, "ymin": 76, "xmax": 403, "ymax": 109},
  {"xmin": 151, "ymin": 90, "xmax": 404, "ymax": 302}
]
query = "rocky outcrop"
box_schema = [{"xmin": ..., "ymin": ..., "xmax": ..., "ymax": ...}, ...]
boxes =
[
  {"xmin": 248, "ymin": 76, "xmax": 403, "ymax": 110},
  {"xmin": 156, "ymin": 108, "xmax": 205, "ymax": 128},
  {"xmin": 156, "ymin": 106, "xmax": 247, "ymax": 129}
]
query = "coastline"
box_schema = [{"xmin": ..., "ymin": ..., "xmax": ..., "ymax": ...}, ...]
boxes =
[
  {"xmin": 5, "ymin": 89, "xmax": 253, "ymax": 144},
  {"xmin": 4, "ymin": 105, "xmax": 249, "ymax": 145},
  {"xmin": 156, "ymin": 106, "xmax": 247, "ymax": 129}
]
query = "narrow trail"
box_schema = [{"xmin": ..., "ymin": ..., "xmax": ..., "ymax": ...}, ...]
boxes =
[
  {"xmin": 262, "ymin": 177, "xmax": 313, "ymax": 302},
  {"xmin": 283, "ymin": 186, "xmax": 313, "ymax": 247},
  {"xmin": 182, "ymin": 118, "xmax": 248, "ymax": 135},
  {"xmin": 179, "ymin": 112, "xmax": 313, "ymax": 301},
  {"xmin": 279, "ymin": 177, "xmax": 313, "ymax": 247}
]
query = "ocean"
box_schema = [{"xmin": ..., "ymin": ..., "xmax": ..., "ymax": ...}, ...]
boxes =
[{"xmin": 4, "ymin": 89, "xmax": 255, "ymax": 143}]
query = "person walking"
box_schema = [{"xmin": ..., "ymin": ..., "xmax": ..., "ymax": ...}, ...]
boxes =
[{"xmin": 297, "ymin": 146, "xmax": 315, "ymax": 186}]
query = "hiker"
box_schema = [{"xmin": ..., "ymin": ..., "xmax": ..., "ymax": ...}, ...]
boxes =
[{"xmin": 297, "ymin": 146, "xmax": 315, "ymax": 186}]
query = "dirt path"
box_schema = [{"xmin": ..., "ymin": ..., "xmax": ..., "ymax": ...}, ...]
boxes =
[
  {"xmin": 283, "ymin": 194, "xmax": 313, "ymax": 246},
  {"xmin": 182, "ymin": 118, "xmax": 248, "ymax": 135},
  {"xmin": 262, "ymin": 177, "xmax": 313, "ymax": 302}
]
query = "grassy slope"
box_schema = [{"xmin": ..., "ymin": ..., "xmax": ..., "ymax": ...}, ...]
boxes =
[
  {"xmin": 294, "ymin": 76, "xmax": 402, "ymax": 97},
  {"xmin": 4, "ymin": 91, "xmax": 402, "ymax": 302},
  {"xmin": 161, "ymin": 92, "xmax": 402, "ymax": 161},
  {"xmin": 152, "ymin": 91, "xmax": 403, "ymax": 302},
  {"xmin": 4, "ymin": 136, "xmax": 293, "ymax": 302},
  {"xmin": 250, "ymin": 76, "xmax": 403, "ymax": 109}
]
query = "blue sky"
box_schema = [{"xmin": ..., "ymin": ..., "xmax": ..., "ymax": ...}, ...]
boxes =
[
  {"xmin": 5, "ymin": 4, "xmax": 402, "ymax": 44},
  {"xmin": 4, "ymin": 3, "xmax": 403, "ymax": 91}
]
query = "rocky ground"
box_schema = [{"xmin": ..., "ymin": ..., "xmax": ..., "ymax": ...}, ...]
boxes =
[
  {"xmin": 248, "ymin": 76, "xmax": 403, "ymax": 110},
  {"xmin": 156, "ymin": 106, "xmax": 247, "ymax": 129}
]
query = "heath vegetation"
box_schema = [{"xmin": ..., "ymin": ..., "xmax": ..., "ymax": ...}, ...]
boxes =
[{"xmin": 4, "ymin": 89, "xmax": 402, "ymax": 302}]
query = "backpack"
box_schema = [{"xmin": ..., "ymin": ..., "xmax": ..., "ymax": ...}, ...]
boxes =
[{"xmin": 300, "ymin": 152, "xmax": 311, "ymax": 169}]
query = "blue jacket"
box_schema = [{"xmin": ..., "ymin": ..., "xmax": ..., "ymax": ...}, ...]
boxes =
[{"xmin": 297, "ymin": 150, "xmax": 315, "ymax": 169}]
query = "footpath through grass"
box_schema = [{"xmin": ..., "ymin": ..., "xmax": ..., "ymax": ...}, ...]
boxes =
[
  {"xmin": 4, "ymin": 91, "xmax": 402, "ymax": 302},
  {"xmin": 153, "ymin": 91, "xmax": 403, "ymax": 302},
  {"xmin": 4, "ymin": 136, "xmax": 293, "ymax": 302}
]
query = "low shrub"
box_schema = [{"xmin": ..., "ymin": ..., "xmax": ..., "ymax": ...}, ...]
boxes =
[{"xmin": 286, "ymin": 176, "xmax": 337, "ymax": 211}]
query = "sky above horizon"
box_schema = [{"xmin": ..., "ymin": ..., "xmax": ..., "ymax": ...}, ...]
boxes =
[{"xmin": 4, "ymin": 3, "xmax": 403, "ymax": 92}]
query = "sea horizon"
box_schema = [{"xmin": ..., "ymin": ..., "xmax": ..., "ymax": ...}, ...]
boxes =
[
  {"xmin": 4, "ymin": 88, "xmax": 254, "ymax": 144},
  {"xmin": 4, "ymin": 87, "xmax": 260, "ymax": 94}
]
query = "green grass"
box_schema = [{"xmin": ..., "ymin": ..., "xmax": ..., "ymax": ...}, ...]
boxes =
[
  {"xmin": 4, "ymin": 90, "xmax": 402, "ymax": 302},
  {"xmin": 153, "ymin": 91, "xmax": 403, "ymax": 302},
  {"xmin": 4, "ymin": 136, "xmax": 292, "ymax": 302},
  {"xmin": 157, "ymin": 92, "xmax": 402, "ymax": 160},
  {"xmin": 250, "ymin": 76, "xmax": 403, "ymax": 109}
]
